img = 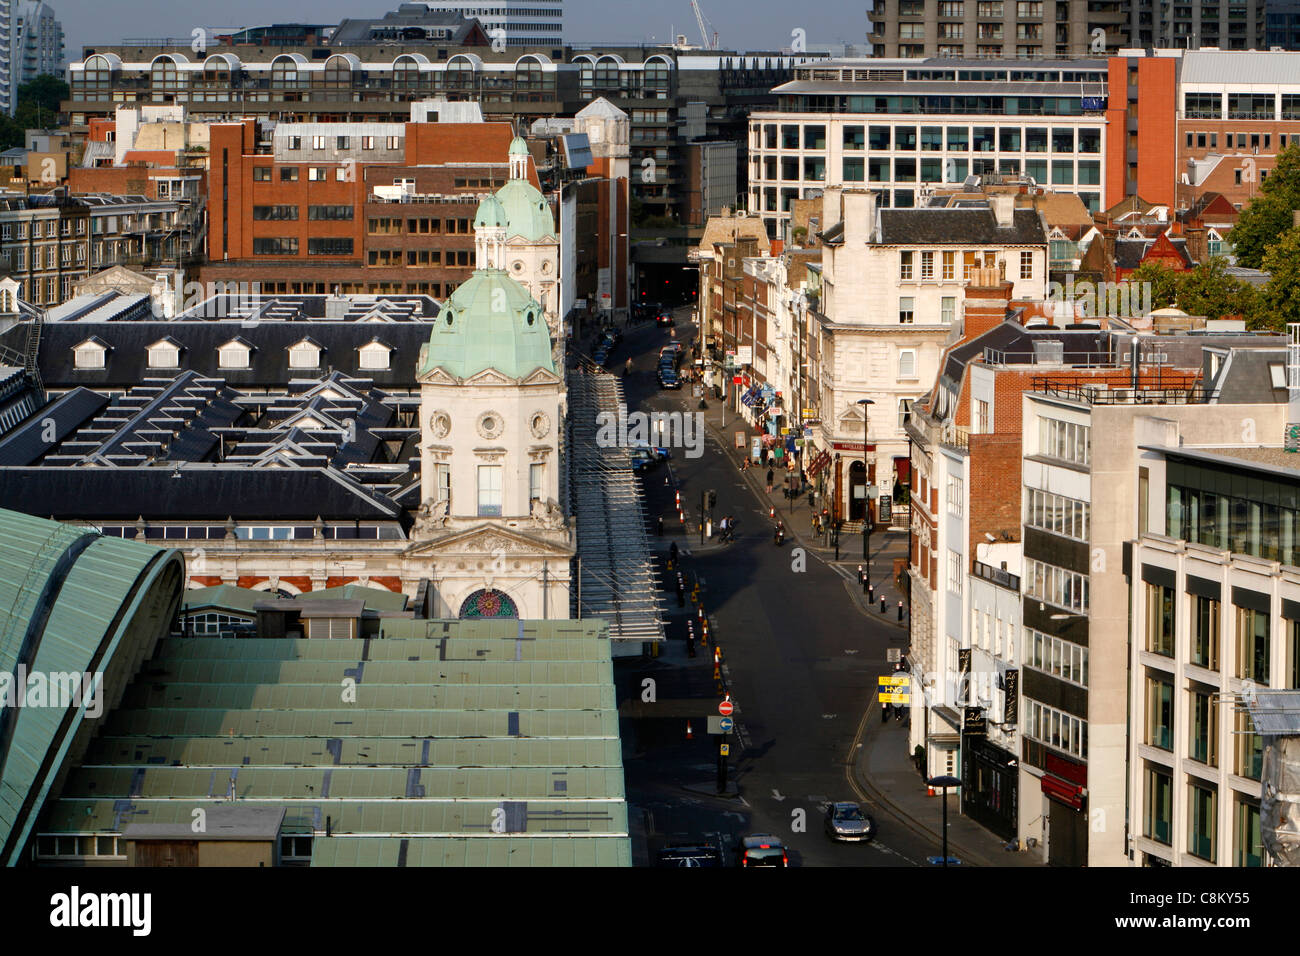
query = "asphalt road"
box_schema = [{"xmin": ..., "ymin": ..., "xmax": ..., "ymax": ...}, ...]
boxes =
[{"xmin": 607, "ymin": 308, "xmax": 941, "ymax": 867}]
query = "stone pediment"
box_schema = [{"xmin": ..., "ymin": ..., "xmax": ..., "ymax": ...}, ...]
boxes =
[
  {"xmin": 418, "ymin": 366, "xmax": 460, "ymax": 386},
  {"xmin": 406, "ymin": 523, "xmax": 573, "ymax": 558},
  {"xmin": 463, "ymin": 367, "xmax": 518, "ymax": 387},
  {"xmin": 519, "ymin": 367, "xmax": 562, "ymax": 387}
]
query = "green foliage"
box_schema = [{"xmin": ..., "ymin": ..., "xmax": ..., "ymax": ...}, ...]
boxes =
[
  {"xmin": 1260, "ymin": 230, "xmax": 1300, "ymax": 332},
  {"xmin": 1176, "ymin": 256, "xmax": 1263, "ymax": 325},
  {"xmin": 0, "ymin": 74, "xmax": 70, "ymax": 151},
  {"xmin": 1124, "ymin": 261, "xmax": 1180, "ymax": 309},
  {"xmin": 1228, "ymin": 141, "xmax": 1300, "ymax": 269}
]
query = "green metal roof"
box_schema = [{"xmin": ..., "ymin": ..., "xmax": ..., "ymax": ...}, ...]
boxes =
[
  {"xmin": 180, "ymin": 585, "xmax": 262, "ymax": 616},
  {"xmin": 37, "ymin": 618, "xmax": 630, "ymax": 866},
  {"xmin": 294, "ymin": 585, "xmax": 409, "ymax": 612},
  {"xmin": 0, "ymin": 508, "xmax": 184, "ymax": 866},
  {"xmin": 495, "ymin": 177, "xmax": 556, "ymax": 241},
  {"xmin": 418, "ymin": 267, "xmax": 554, "ymax": 381}
]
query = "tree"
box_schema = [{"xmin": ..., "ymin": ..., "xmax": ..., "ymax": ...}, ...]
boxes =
[
  {"xmin": 1175, "ymin": 256, "xmax": 1263, "ymax": 324},
  {"xmin": 1123, "ymin": 260, "xmax": 1180, "ymax": 310},
  {"xmin": 0, "ymin": 74, "xmax": 70, "ymax": 151},
  {"xmin": 1259, "ymin": 229, "xmax": 1300, "ymax": 331},
  {"xmin": 1228, "ymin": 141, "xmax": 1300, "ymax": 269}
]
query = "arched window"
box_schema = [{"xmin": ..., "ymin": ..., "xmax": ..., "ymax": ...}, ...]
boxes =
[
  {"xmin": 202, "ymin": 55, "xmax": 231, "ymax": 87},
  {"xmin": 323, "ymin": 55, "xmax": 354, "ymax": 89},
  {"xmin": 271, "ymin": 56, "xmax": 301, "ymax": 91},
  {"xmin": 594, "ymin": 57, "xmax": 619, "ymax": 90},
  {"xmin": 459, "ymin": 589, "xmax": 519, "ymax": 619},
  {"xmin": 446, "ymin": 56, "xmax": 476, "ymax": 91},
  {"xmin": 150, "ymin": 56, "xmax": 185, "ymax": 97},
  {"xmin": 515, "ymin": 56, "xmax": 543, "ymax": 91},
  {"xmin": 79, "ymin": 54, "xmax": 115, "ymax": 100},
  {"xmin": 644, "ymin": 57, "xmax": 671, "ymax": 97},
  {"xmin": 394, "ymin": 55, "xmax": 426, "ymax": 90}
]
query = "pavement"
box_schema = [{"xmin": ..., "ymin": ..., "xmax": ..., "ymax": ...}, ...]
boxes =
[{"xmin": 616, "ymin": 309, "xmax": 1041, "ymax": 867}]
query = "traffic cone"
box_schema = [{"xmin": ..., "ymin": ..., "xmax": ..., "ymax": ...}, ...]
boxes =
[{"xmin": 686, "ymin": 720, "xmax": 693, "ymax": 740}]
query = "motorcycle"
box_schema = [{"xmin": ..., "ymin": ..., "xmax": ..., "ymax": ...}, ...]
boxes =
[{"xmin": 773, "ymin": 522, "xmax": 785, "ymax": 546}]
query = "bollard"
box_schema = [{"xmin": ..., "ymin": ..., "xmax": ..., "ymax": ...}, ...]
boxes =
[
  {"xmin": 868, "ymin": 583, "xmax": 875, "ymax": 602},
  {"xmin": 898, "ymin": 600, "xmax": 904, "ymax": 621},
  {"xmin": 880, "ymin": 597, "xmax": 887, "ymax": 614}
]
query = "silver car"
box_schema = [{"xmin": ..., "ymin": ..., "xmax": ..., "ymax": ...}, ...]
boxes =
[{"xmin": 824, "ymin": 802, "xmax": 877, "ymax": 842}]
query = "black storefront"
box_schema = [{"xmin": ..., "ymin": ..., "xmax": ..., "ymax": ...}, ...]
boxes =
[{"xmin": 961, "ymin": 719, "xmax": 1019, "ymax": 842}]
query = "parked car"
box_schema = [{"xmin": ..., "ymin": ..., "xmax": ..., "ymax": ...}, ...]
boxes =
[
  {"xmin": 629, "ymin": 441, "xmax": 670, "ymax": 460},
  {"xmin": 592, "ymin": 348, "xmax": 609, "ymax": 366},
  {"xmin": 824, "ymin": 802, "xmax": 877, "ymax": 842},
  {"xmin": 656, "ymin": 842, "xmax": 725, "ymax": 867},
  {"xmin": 737, "ymin": 834, "xmax": 788, "ymax": 867},
  {"xmin": 631, "ymin": 452, "xmax": 656, "ymax": 473},
  {"xmin": 658, "ymin": 368, "xmax": 681, "ymax": 389}
]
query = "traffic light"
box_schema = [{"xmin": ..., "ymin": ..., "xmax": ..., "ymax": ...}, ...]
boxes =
[{"xmin": 705, "ymin": 489, "xmax": 717, "ymax": 510}]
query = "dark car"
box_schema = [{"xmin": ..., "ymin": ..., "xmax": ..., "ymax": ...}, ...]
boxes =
[
  {"xmin": 824, "ymin": 802, "xmax": 877, "ymax": 842},
  {"xmin": 656, "ymin": 842, "xmax": 725, "ymax": 867},
  {"xmin": 592, "ymin": 348, "xmax": 609, "ymax": 366},
  {"xmin": 737, "ymin": 834, "xmax": 788, "ymax": 867},
  {"xmin": 656, "ymin": 310, "xmax": 675, "ymax": 327},
  {"xmin": 658, "ymin": 368, "xmax": 681, "ymax": 389}
]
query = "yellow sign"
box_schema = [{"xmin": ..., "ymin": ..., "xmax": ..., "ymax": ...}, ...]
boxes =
[
  {"xmin": 720, "ymin": 743, "xmax": 730, "ymax": 756},
  {"xmin": 878, "ymin": 674, "xmax": 909, "ymax": 687},
  {"xmin": 879, "ymin": 691, "xmax": 910, "ymax": 704}
]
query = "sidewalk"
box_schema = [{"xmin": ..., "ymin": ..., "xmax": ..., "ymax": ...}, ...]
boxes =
[{"xmin": 850, "ymin": 709, "xmax": 1043, "ymax": 867}]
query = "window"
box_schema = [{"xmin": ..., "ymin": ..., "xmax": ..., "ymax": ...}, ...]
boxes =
[
  {"xmin": 308, "ymin": 205, "xmax": 354, "ymax": 221},
  {"xmin": 280, "ymin": 167, "xmax": 299, "ymax": 182},
  {"xmin": 898, "ymin": 398, "xmax": 914, "ymax": 430},
  {"xmin": 974, "ymin": 398, "xmax": 989, "ymax": 434},
  {"xmin": 1192, "ymin": 595, "xmax": 1220, "ymax": 669},
  {"xmin": 1025, "ymin": 627, "xmax": 1088, "ymax": 686},
  {"xmin": 803, "ymin": 124, "xmax": 826, "ymax": 150},
  {"xmin": 253, "ymin": 237, "xmax": 298, "ymax": 255},
  {"xmin": 898, "ymin": 297, "xmax": 915, "ymax": 324},
  {"xmin": 307, "ymin": 167, "xmax": 328, "ymax": 181},
  {"xmin": 1145, "ymin": 583, "xmax": 1175, "ymax": 656},
  {"xmin": 477, "ymin": 465, "xmax": 503, "ymax": 517},
  {"xmin": 900, "ymin": 251, "xmax": 913, "ymax": 280},
  {"xmin": 287, "ymin": 136, "xmax": 302, "ymax": 151},
  {"xmin": 1019, "ymin": 250, "xmax": 1033, "ymax": 279},
  {"xmin": 1144, "ymin": 766, "xmax": 1172, "ymax": 845},
  {"xmin": 843, "ymin": 125, "xmax": 865, "ymax": 150},
  {"xmin": 307, "ymin": 238, "xmax": 353, "ymax": 255},
  {"xmin": 1025, "ymin": 558, "xmax": 1088, "ymax": 613},
  {"xmin": 1189, "ymin": 685, "xmax": 1218, "ymax": 766},
  {"xmin": 1024, "ymin": 699, "xmax": 1087, "ymax": 757},
  {"xmin": 1236, "ymin": 710, "xmax": 1263, "ymax": 780},
  {"xmin": 947, "ymin": 474, "xmax": 963, "ymax": 516},
  {"xmin": 289, "ymin": 342, "xmax": 320, "ymax": 369},
  {"xmin": 941, "ymin": 252, "xmax": 956, "ymax": 281},
  {"xmin": 1188, "ymin": 783, "xmax": 1217, "ymax": 862},
  {"xmin": 337, "ymin": 136, "xmax": 350, "ymax": 150},
  {"xmin": 218, "ymin": 343, "xmax": 251, "ymax": 369},
  {"xmin": 252, "ymin": 205, "xmax": 299, "ymax": 221},
  {"xmin": 358, "ymin": 343, "xmax": 390, "ymax": 370},
  {"xmin": 1024, "ymin": 487, "xmax": 1090, "ymax": 540},
  {"xmin": 147, "ymin": 342, "xmax": 179, "ymax": 369},
  {"xmin": 73, "ymin": 342, "xmax": 106, "ymax": 369},
  {"xmin": 311, "ymin": 135, "xmax": 326, "ymax": 150},
  {"xmin": 1038, "ymin": 416, "xmax": 1090, "ymax": 465},
  {"xmin": 386, "ymin": 136, "xmax": 401, "ymax": 150},
  {"xmin": 1236, "ymin": 606, "xmax": 1270, "ymax": 683},
  {"xmin": 920, "ymin": 251, "xmax": 934, "ymax": 280},
  {"xmin": 947, "ymin": 549, "xmax": 963, "ymax": 595},
  {"xmin": 433, "ymin": 463, "xmax": 451, "ymax": 507},
  {"xmin": 254, "ymin": 167, "xmax": 273, "ymax": 182},
  {"xmin": 1235, "ymin": 797, "xmax": 1262, "ymax": 866},
  {"xmin": 1146, "ymin": 674, "xmax": 1174, "ymax": 749},
  {"xmin": 899, "ymin": 349, "xmax": 917, "ymax": 379},
  {"xmin": 362, "ymin": 136, "xmax": 375, "ymax": 150},
  {"xmin": 530, "ymin": 463, "xmax": 545, "ymax": 504},
  {"xmin": 843, "ymin": 157, "xmax": 865, "ymax": 182}
]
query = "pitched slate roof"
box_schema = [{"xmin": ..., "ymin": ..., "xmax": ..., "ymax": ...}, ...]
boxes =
[{"xmin": 876, "ymin": 207, "xmax": 1046, "ymax": 246}]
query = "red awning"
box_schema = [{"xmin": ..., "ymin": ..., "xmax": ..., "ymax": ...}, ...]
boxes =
[
  {"xmin": 893, "ymin": 456, "xmax": 911, "ymax": 484},
  {"xmin": 1041, "ymin": 773, "xmax": 1084, "ymax": 810}
]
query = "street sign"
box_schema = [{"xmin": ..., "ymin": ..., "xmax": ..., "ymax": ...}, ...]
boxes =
[
  {"xmin": 733, "ymin": 375, "xmax": 742, "ymax": 385},
  {"xmin": 719, "ymin": 716, "xmax": 734, "ymax": 733},
  {"xmin": 720, "ymin": 743, "xmax": 730, "ymax": 756},
  {"xmin": 887, "ymin": 648, "xmax": 902, "ymax": 663},
  {"xmin": 878, "ymin": 674, "xmax": 909, "ymax": 688},
  {"xmin": 734, "ymin": 431, "xmax": 746, "ymax": 448},
  {"xmin": 707, "ymin": 716, "xmax": 731, "ymax": 734},
  {"xmin": 718, "ymin": 699, "xmax": 734, "ymax": 716},
  {"xmin": 735, "ymin": 346, "xmax": 753, "ymax": 365},
  {"xmin": 878, "ymin": 691, "xmax": 910, "ymax": 704}
]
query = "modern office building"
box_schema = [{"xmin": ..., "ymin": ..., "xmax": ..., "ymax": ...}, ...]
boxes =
[
  {"xmin": 866, "ymin": 0, "xmax": 1269, "ymax": 58},
  {"xmin": 13, "ymin": 1, "xmax": 63, "ymax": 84},
  {"xmin": 409, "ymin": 1, "xmax": 562, "ymax": 46},
  {"xmin": 747, "ymin": 57, "xmax": 1110, "ymax": 238}
]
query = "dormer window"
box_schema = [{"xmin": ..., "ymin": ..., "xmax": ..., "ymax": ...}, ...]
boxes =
[
  {"xmin": 289, "ymin": 338, "xmax": 322, "ymax": 369},
  {"xmin": 218, "ymin": 339, "xmax": 252, "ymax": 370},
  {"xmin": 147, "ymin": 338, "xmax": 181, "ymax": 369},
  {"xmin": 73, "ymin": 338, "xmax": 107, "ymax": 369},
  {"xmin": 358, "ymin": 340, "xmax": 392, "ymax": 370}
]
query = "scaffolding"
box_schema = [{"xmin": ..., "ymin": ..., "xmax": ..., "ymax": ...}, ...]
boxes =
[
  {"xmin": 567, "ymin": 364, "xmax": 666, "ymax": 652},
  {"xmin": 1244, "ymin": 688, "xmax": 1300, "ymax": 866}
]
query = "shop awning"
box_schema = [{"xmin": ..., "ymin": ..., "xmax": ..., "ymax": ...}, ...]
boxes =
[{"xmin": 894, "ymin": 456, "xmax": 911, "ymax": 484}]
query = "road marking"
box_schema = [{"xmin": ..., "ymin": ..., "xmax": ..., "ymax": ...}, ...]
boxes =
[
  {"xmin": 822, "ymin": 713, "xmax": 837, "ymax": 719},
  {"xmin": 771, "ymin": 789, "xmax": 786, "ymax": 801},
  {"xmin": 844, "ymin": 649, "xmax": 859, "ymax": 655}
]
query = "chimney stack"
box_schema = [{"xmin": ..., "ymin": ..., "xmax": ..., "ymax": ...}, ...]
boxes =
[
  {"xmin": 991, "ymin": 194, "xmax": 1015, "ymax": 228},
  {"xmin": 962, "ymin": 269, "xmax": 1016, "ymax": 341},
  {"xmin": 1185, "ymin": 225, "xmax": 1207, "ymax": 265}
]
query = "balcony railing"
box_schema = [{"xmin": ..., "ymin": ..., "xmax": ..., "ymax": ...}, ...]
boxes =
[{"xmin": 1031, "ymin": 378, "xmax": 1206, "ymax": 404}]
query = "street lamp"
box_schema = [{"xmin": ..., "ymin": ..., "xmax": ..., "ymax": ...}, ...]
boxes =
[
  {"xmin": 857, "ymin": 399, "xmax": 875, "ymax": 574},
  {"xmin": 927, "ymin": 774, "xmax": 962, "ymax": 867}
]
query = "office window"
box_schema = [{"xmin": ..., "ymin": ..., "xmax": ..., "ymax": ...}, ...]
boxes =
[
  {"xmin": 900, "ymin": 250, "xmax": 914, "ymax": 280},
  {"xmin": 1192, "ymin": 595, "xmax": 1220, "ymax": 670},
  {"xmin": 899, "ymin": 296, "xmax": 915, "ymax": 323},
  {"xmin": 362, "ymin": 136, "xmax": 375, "ymax": 150},
  {"xmin": 280, "ymin": 167, "xmax": 299, "ymax": 182},
  {"xmin": 252, "ymin": 205, "xmax": 299, "ymax": 221},
  {"xmin": 1019, "ymin": 250, "xmax": 1033, "ymax": 279},
  {"xmin": 899, "ymin": 348, "xmax": 917, "ymax": 379},
  {"xmin": 1025, "ymin": 558, "xmax": 1088, "ymax": 613},
  {"xmin": 477, "ymin": 465, "xmax": 503, "ymax": 517},
  {"xmin": 1236, "ymin": 710, "xmax": 1264, "ymax": 780},
  {"xmin": 946, "ymin": 126, "xmax": 968, "ymax": 151},
  {"xmin": 1235, "ymin": 797, "xmax": 1262, "ymax": 866},
  {"xmin": 895, "ymin": 158, "xmax": 916, "ymax": 182},
  {"xmin": 1185, "ymin": 783, "xmax": 1217, "ymax": 862},
  {"xmin": 974, "ymin": 398, "xmax": 989, "ymax": 434},
  {"xmin": 947, "ymin": 549, "xmax": 963, "ymax": 594},
  {"xmin": 843, "ymin": 157, "xmax": 865, "ymax": 182},
  {"xmin": 947, "ymin": 474, "xmax": 963, "ymax": 516},
  {"xmin": 844, "ymin": 125, "xmax": 865, "ymax": 149},
  {"xmin": 1236, "ymin": 606, "xmax": 1270, "ymax": 683},
  {"xmin": 940, "ymin": 295, "xmax": 955, "ymax": 325},
  {"xmin": 308, "ymin": 205, "xmax": 354, "ymax": 221},
  {"xmin": 1146, "ymin": 674, "xmax": 1174, "ymax": 749},
  {"xmin": 1189, "ymin": 685, "xmax": 1219, "ymax": 766},
  {"xmin": 1146, "ymin": 583, "xmax": 1175, "ymax": 656},
  {"xmin": 1144, "ymin": 766, "xmax": 1173, "ymax": 845},
  {"xmin": 869, "ymin": 126, "xmax": 890, "ymax": 150},
  {"xmin": 337, "ymin": 136, "xmax": 350, "ymax": 149},
  {"xmin": 1051, "ymin": 160, "xmax": 1074, "ymax": 184},
  {"xmin": 254, "ymin": 167, "xmax": 272, "ymax": 182},
  {"xmin": 307, "ymin": 167, "xmax": 328, "ymax": 181},
  {"xmin": 1026, "ymin": 127, "xmax": 1048, "ymax": 152},
  {"xmin": 252, "ymin": 237, "xmax": 298, "ymax": 255},
  {"xmin": 386, "ymin": 136, "xmax": 401, "ymax": 150},
  {"xmin": 942, "ymin": 252, "xmax": 956, "ymax": 281},
  {"xmin": 896, "ymin": 126, "xmax": 917, "ymax": 150},
  {"xmin": 312, "ymin": 135, "xmax": 326, "ymax": 149},
  {"xmin": 287, "ymin": 136, "xmax": 302, "ymax": 150},
  {"xmin": 804, "ymin": 124, "xmax": 826, "ymax": 150},
  {"xmin": 1038, "ymin": 416, "xmax": 1090, "ymax": 465},
  {"xmin": 921, "ymin": 251, "xmax": 934, "ymax": 279},
  {"xmin": 1024, "ymin": 487, "xmax": 1089, "ymax": 540}
]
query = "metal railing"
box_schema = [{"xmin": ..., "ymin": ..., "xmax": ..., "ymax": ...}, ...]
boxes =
[{"xmin": 1031, "ymin": 377, "xmax": 1206, "ymax": 404}]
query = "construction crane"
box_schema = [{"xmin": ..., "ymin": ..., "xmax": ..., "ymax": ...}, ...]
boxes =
[{"xmin": 690, "ymin": 0, "xmax": 718, "ymax": 50}]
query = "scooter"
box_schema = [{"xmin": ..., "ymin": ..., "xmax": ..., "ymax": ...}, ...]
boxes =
[{"xmin": 773, "ymin": 522, "xmax": 785, "ymax": 546}]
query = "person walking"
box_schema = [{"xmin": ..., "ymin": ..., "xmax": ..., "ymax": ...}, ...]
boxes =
[
  {"xmin": 766, "ymin": 467, "xmax": 774, "ymax": 494},
  {"xmin": 624, "ymin": 357, "xmax": 633, "ymax": 377}
]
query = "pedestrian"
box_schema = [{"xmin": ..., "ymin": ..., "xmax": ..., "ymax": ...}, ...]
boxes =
[
  {"xmin": 766, "ymin": 468, "xmax": 774, "ymax": 494},
  {"xmin": 895, "ymin": 704, "xmax": 905, "ymax": 722},
  {"xmin": 882, "ymin": 702, "xmax": 890, "ymax": 723},
  {"xmin": 656, "ymin": 515, "xmax": 663, "ymax": 536},
  {"xmin": 669, "ymin": 540, "xmax": 679, "ymax": 564}
]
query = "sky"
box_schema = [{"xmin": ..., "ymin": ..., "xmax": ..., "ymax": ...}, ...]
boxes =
[{"xmin": 53, "ymin": 0, "xmax": 864, "ymax": 57}]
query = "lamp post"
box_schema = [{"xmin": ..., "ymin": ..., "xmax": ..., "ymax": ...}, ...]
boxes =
[
  {"xmin": 927, "ymin": 774, "xmax": 962, "ymax": 866},
  {"xmin": 857, "ymin": 398, "xmax": 874, "ymax": 574}
]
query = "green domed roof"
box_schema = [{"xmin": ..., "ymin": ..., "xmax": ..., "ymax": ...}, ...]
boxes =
[
  {"xmin": 418, "ymin": 268, "xmax": 554, "ymax": 381},
  {"xmin": 474, "ymin": 194, "xmax": 507, "ymax": 230},
  {"xmin": 508, "ymin": 135, "xmax": 529, "ymax": 156},
  {"xmin": 495, "ymin": 178, "xmax": 555, "ymax": 241}
]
